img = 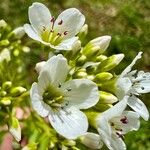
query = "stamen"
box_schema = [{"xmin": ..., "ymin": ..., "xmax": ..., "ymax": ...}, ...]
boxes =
[
  {"xmin": 120, "ymin": 116, "xmax": 128, "ymax": 124},
  {"xmin": 42, "ymin": 26, "xmax": 46, "ymax": 31},
  {"xmin": 57, "ymin": 33, "xmax": 62, "ymax": 36},
  {"xmin": 64, "ymin": 31, "xmax": 68, "ymax": 35},
  {"xmin": 58, "ymin": 83, "xmax": 62, "ymax": 88},
  {"xmin": 141, "ymin": 86, "xmax": 145, "ymax": 90},
  {"xmin": 116, "ymin": 132, "xmax": 124, "ymax": 140},
  {"xmin": 58, "ymin": 19, "xmax": 63, "ymax": 25},
  {"xmin": 50, "ymin": 17, "xmax": 55, "ymax": 30}
]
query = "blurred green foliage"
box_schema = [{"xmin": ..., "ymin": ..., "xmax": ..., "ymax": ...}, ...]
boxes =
[{"xmin": 0, "ymin": 0, "xmax": 150, "ymax": 149}]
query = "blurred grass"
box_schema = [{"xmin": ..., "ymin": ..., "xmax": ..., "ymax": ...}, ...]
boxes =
[{"xmin": 0, "ymin": 0, "xmax": 150, "ymax": 149}]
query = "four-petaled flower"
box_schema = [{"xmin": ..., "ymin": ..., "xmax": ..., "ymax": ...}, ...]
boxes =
[
  {"xmin": 24, "ymin": 2, "xmax": 85, "ymax": 50},
  {"xmin": 96, "ymin": 98, "xmax": 140, "ymax": 150},
  {"xmin": 30, "ymin": 54, "xmax": 99, "ymax": 139},
  {"xmin": 116, "ymin": 52, "xmax": 150, "ymax": 121}
]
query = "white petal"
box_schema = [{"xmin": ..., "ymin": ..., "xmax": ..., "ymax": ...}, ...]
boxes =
[
  {"xmin": 54, "ymin": 8, "xmax": 85, "ymax": 39},
  {"xmin": 127, "ymin": 96, "xmax": 149, "ymax": 121},
  {"xmin": 111, "ymin": 111, "xmax": 140, "ymax": 134},
  {"xmin": 48, "ymin": 107, "xmax": 88, "ymax": 139},
  {"xmin": 30, "ymin": 82, "xmax": 50, "ymax": 117},
  {"xmin": 80, "ymin": 132, "xmax": 103, "ymax": 149},
  {"xmin": 52, "ymin": 37, "xmax": 78, "ymax": 50},
  {"xmin": 28, "ymin": 2, "xmax": 51, "ymax": 33},
  {"xmin": 116, "ymin": 77, "xmax": 132, "ymax": 99},
  {"xmin": 110, "ymin": 135, "xmax": 126, "ymax": 150},
  {"xmin": 39, "ymin": 54, "xmax": 69, "ymax": 87},
  {"xmin": 120, "ymin": 52, "xmax": 143, "ymax": 78},
  {"xmin": 24, "ymin": 24, "xmax": 42, "ymax": 41},
  {"xmin": 62, "ymin": 79, "xmax": 99, "ymax": 109}
]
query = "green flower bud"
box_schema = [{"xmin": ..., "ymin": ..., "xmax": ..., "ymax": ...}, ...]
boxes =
[
  {"xmin": 96, "ymin": 55, "xmax": 107, "ymax": 62},
  {"xmin": 82, "ymin": 36, "xmax": 111, "ymax": 59},
  {"xmin": 99, "ymin": 91, "xmax": 118, "ymax": 104},
  {"xmin": 0, "ymin": 48, "xmax": 11, "ymax": 62},
  {"xmin": 0, "ymin": 91, "xmax": 7, "ymax": 97},
  {"xmin": 0, "ymin": 98, "xmax": 11, "ymax": 105},
  {"xmin": 76, "ymin": 55, "xmax": 87, "ymax": 66},
  {"xmin": 73, "ymin": 69, "xmax": 87, "ymax": 79},
  {"xmin": 96, "ymin": 54, "xmax": 124, "ymax": 72},
  {"xmin": 9, "ymin": 117, "xmax": 21, "ymax": 142},
  {"xmin": 94, "ymin": 72, "xmax": 113, "ymax": 83},
  {"xmin": 78, "ymin": 24, "xmax": 88, "ymax": 40},
  {"xmin": 0, "ymin": 39, "xmax": 9, "ymax": 46},
  {"xmin": 0, "ymin": 19, "xmax": 7, "ymax": 28},
  {"xmin": 2, "ymin": 81, "xmax": 12, "ymax": 90},
  {"xmin": 22, "ymin": 143, "xmax": 37, "ymax": 150},
  {"xmin": 11, "ymin": 86, "xmax": 26, "ymax": 97},
  {"xmin": 12, "ymin": 27, "xmax": 25, "ymax": 39}
]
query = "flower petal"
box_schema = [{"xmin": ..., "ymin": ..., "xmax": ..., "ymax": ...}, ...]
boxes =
[
  {"xmin": 39, "ymin": 54, "xmax": 69, "ymax": 87},
  {"xmin": 28, "ymin": 2, "xmax": 52, "ymax": 33},
  {"xmin": 62, "ymin": 79, "xmax": 99, "ymax": 109},
  {"xmin": 48, "ymin": 107, "xmax": 88, "ymax": 139},
  {"xmin": 127, "ymin": 96, "xmax": 149, "ymax": 121},
  {"xmin": 116, "ymin": 77, "xmax": 132, "ymax": 99},
  {"xmin": 120, "ymin": 52, "xmax": 143, "ymax": 78},
  {"xmin": 30, "ymin": 82, "xmax": 50, "ymax": 117},
  {"xmin": 24, "ymin": 24, "xmax": 42, "ymax": 41},
  {"xmin": 80, "ymin": 132, "xmax": 103, "ymax": 149},
  {"xmin": 52, "ymin": 37, "xmax": 78, "ymax": 50},
  {"xmin": 54, "ymin": 8, "xmax": 85, "ymax": 39}
]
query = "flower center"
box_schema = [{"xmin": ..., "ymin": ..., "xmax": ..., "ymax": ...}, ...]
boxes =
[
  {"xmin": 42, "ymin": 85, "xmax": 64, "ymax": 110},
  {"xmin": 41, "ymin": 17, "xmax": 69, "ymax": 46}
]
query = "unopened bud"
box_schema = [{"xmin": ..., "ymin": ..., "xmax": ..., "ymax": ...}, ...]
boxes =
[
  {"xmin": 79, "ymin": 132, "xmax": 103, "ymax": 149},
  {"xmin": 35, "ymin": 61, "xmax": 46, "ymax": 73},
  {"xmin": 2, "ymin": 81, "xmax": 12, "ymax": 90},
  {"xmin": 0, "ymin": 39, "xmax": 9, "ymax": 46},
  {"xmin": 76, "ymin": 55, "xmax": 87, "ymax": 66},
  {"xmin": 0, "ymin": 48, "xmax": 11, "ymax": 62},
  {"xmin": 73, "ymin": 69, "xmax": 87, "ymax": 78},
  {"xmin": 94, "ymin": 72, "xmax": 113, "ymax": 83},
  {"xmin": 1, "ymin": 98, "xmax": 11, "ymax": 105},
  {"xmin": 99, "ymin": 91, "xmax": 118, "ymax": 104},
  {"xmin": 78, "ymin": 24, "xmax": 88, "ymax": 40},
  {"xmin": 82, "ymin": 36, "xmax": 111, "ymax": 58},
  {"xmin": 11, "ymin": 87, "xmax": 26, "ymax": 97},
  {"xmin": 63, "ymin": 140, "xmax": 76, "ymax": 146},
  {"xmin": 96, "ymin": 54, "xmax": 124, "ymax": 72},
  {"xmin": 22, "ymin": 46, "xmax": 30, "ymax": 53},
  {"xmin": 22, "ymin": 143, "xmax": 37, "ymax": 150},
  {"xmin": 9, "ymin": 117, "xmax": 21, "ymax": 142},
  {"xmin": 0, "ymin": 91, "xmax": 7, "ymax": 97},
  {"xmin": 12, "ymin": 27, "xmax": 25, "ymax": 39},
  {"xmin": 0, "ymin": 19, "xmax": 7, "ymax": 28},
  {"xmin": 96, "ymin": 55, "xmax": 107, "ymax": 62}
]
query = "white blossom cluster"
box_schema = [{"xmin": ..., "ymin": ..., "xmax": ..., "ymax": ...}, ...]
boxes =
[{"xmin": 22, "ymin": 2, "xmax": 149, "ymax": 150}]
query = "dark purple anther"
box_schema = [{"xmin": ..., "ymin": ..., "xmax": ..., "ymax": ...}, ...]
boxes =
[
  {"xmin": 64, "ymin": 31, "xmax": 68, "ymax": 35},
  {"xmin": 120, "ymin": 116, "xmax": 128, "ymax": 124},
  {"xmin": 58, "ymin": 19, "xmax": 63, "ymax": 25}
]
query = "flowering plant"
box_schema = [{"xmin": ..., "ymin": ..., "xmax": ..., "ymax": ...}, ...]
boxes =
[{"xmin": 0, "ymin": 2, "xmax": 149, "ymax": 150}]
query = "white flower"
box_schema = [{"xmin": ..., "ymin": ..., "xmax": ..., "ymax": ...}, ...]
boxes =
[
  {"xmin": 24, "ymin": 2, "xmax": 85, "ymax": 50},
  {"xmin": 116, "ymin": 52, "xmax": 150, "ymax": 121},
  {"xmin": 79, "ymin": 132, "xmax": 103, "ymax": 149},
  {"xmin": 96, "ymin": 98, "xmax": 140, "ymax": 150},
  {"xmin": 30, "ymin": 54, "xmax": 99, "ymax": 139}
]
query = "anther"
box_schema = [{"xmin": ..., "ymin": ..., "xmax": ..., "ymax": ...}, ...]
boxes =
[
  {"xmin": 42, "ymin": 26, "xmax": 46, "ymax": 31},
  {"xmin": 120, "ymin": 116, "xmax": 128, "ymax": 124},
  {"xmin": 58, "ymin": 19, "xmax": 63, "ymax": 25},
  {"xmin": 50, "ymin": 17, "xmax": 55, "ymax": 22},
  {"xmin": 58, "ymin": 83, "xmax": 62, "ymax": 88},
  {"xmin": 64, "ymin": 31, "xmax": 68, "ymax": 35},
  {"xmin": 141, "ymin": 86, "xmax": 145, "ymax": 90},
  {"xmin": 57, "ymin": 33, "xmax": 62, "ymax": 36},
  {"xmin": 67, "ymin": 88, "xmax": 72, "ymax": 92}
]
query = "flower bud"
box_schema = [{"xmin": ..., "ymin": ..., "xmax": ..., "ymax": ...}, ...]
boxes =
[
  {"xmin": 0, "ymin": 91, "xmax": 7, "ymax": 97},
  {"xmin": 0, "ymin": 39, "xmax": 9, "ymax": 46},
  {"xmin": 0, "ymin": 98, "xmax": 11, "ymax": 105},
  {"xmin": 76, "ymin": 55, "xmax": 87, "ymax": 66},
  {"xmin": 79, "ymin": 132, "xmax": 103, "ymax": 149},
  {"xmin": 0, "ymin": 19, "xmax": 7, "ymax": 28},
  {"xmin": 82, "ymin": 36, "xmax": 111, "ymax": 58},
  {"xmin": 78, "ymin": 24, "xmax": 88, "ymax": 39},
  {"xmin": 94, "ymin": 72, "xmax": 113, "ymax": 83},
  {"xmin": 96, "ymin": 54, "xmax": 124, "ymax": 72},
  {"xmin": 2, "ymin": 81, "xmax": 12, "ymax": 90},
  {"xmin": 22, "ymin": 143, "xmax": 37, "ymax": 150},
  {"xmin": 35, "ymin": 61, "xmax": 46, "ymax": 73},
  {"xmin": 99, "ymin": 91, "xmax": 118, "ymax": 104},
  {"xmin": 11, "ymin": 87, "xmax": 26, "ymax": 97},
  {"xmin": 9, "ymin": 117, "xmax": 21, "ymax": 142},
  {"xmin": 73, "ymin": 69, "xmax": 87, "ymax": 78},
  {"xmin": 96, "ymin": 55, "xmax": 107, "ymax": 62},
  {"xmin": 12, "ymin": 27, "xmax": 25, "ymax": 39},
  {"xmin": 63, "ymin": 140, "xmax": 76, "ymax": 146}
]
